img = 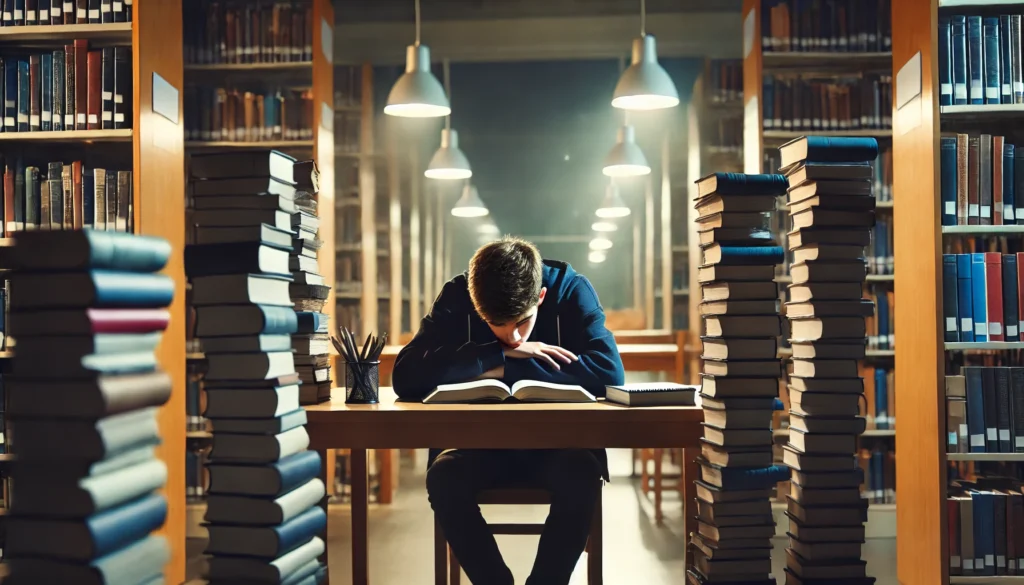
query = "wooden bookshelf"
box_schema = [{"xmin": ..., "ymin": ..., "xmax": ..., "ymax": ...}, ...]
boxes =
[
  {"xmin": 183, "ymin": 140, "xmax": 314, "ymax": 149},
  {"xmin": 0, "ymin": 22, "xmax": 132, "ymax": 43},
  {"xmin": 0, "ymin": 129, "xmax": 132, "ymax": 142},
  {"xmin": 184, "ymin": 61, "xmax": 313, "ymax": 72}
]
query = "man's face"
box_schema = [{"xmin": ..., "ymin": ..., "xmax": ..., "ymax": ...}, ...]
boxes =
[{"xmin": 485, "ymin": 288, "xmax": 546, "ymax": 349}]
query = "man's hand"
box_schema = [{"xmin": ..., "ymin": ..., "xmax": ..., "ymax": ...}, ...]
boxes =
[{"xmin": 504, "ymin": 342, "xmax": 578, "ymax": 370}]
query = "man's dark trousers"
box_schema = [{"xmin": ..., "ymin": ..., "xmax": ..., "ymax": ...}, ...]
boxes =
[{"xmin": 426, "ymin": 449, "xmax": 603, "ymax": 585}]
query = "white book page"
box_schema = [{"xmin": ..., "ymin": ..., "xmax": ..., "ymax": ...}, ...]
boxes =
[
  {"xmin": 510, "ymin": 380, "xmax": 595, "ymax": 402},
  {"xmin": 276, "ymin": 426, "xmax": 310, "ymax": 459},
  {"xmin": 424, "ymin": 379, "xmax": 511, "ymax": 403}
]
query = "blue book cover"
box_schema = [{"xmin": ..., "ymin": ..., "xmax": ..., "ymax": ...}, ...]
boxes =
[
  {"xmin": 699, "ymin": 172, "xmax": 788, "ymax": 196},
  {"xmin": 790, "ymin": 136, "xmax": 879, "ymax": 165},
  {"xmin": 88, "ymin": 493, "xmax": 167, "ymax": 559},
  {"xmin": 953, "ymin": 16, "xmax": 969, "ymax": 105},
  {"xmin": 968, "ymin": 16, "xmax": 985, "ymax": 104},
  {"xmin": 295, "ymin": 311, "xmax": 329, "ymax": 334},
  {"xmin": 940, "ymin": 17, "xmax": 953, "ymax": 106},
  {"xmin": 1006, "ymin": 144, "xmax": 1016, "ymax": 223},
  {"xmin": 984, "ymin": 17, "xmax": 1002, "ymax": 104},
  {"xmin": 1001, "ymin": 16, "xmax": 1014, "ymax": 103},
  {"xmin": 209, "ymin": 506, "xmax": 327, "ymax": 560},
  {"xmin": 209, "ymin": 450, "xmax": 321, "ymax": 497},
  {"xmin": 972, "ymin": 253, "xmax": 989, "ymax": 342},
  {"xmin": 281, "ymin": 561, "xmax": 324, "ymax": 585},
  {"xmin": 40, "ymin": 53, "xmax": 51, "ymax": 131},
  {"xmin": 875, "ymin": 369, "xmax": 889, "ymax": 430},
  {"xmin": 703, "ymin": 462, "xmax": 789, "ymax": 490},
  {"xmin": 710, "ymin": 246, "xmax": 785, "ymax": 266},
  {"xmin": 1004, "ymin": 254, "xmax": 1019, "ymax": 341},
  {"xmin": 972, "ymin": 491, "xmax": 996, "ymax": 575},
  {"xmin": 958, "ymin": 254, "xmax": 975, "ymax": 342},
  {"xmin": 878, "ymin": 291, "xmax": 890, "ymax": 350},
  {"xmin": 12, "ymin": 229, "xmax": 173, "ymax": 272},
  {"xmin": 965, "ymin": 367, "xmax": 987, "ymax": 452},
  {"xmin": 943, "ymin": 254, "xmax": 960, "ymax": 342},
  {"xmin": 85, "ymin": 270, "xmax": 174, "ymax": 308},
  {"xmin": 941, "ymin": 136, "xmax": 958, "ymax": 225},
  {"xmin": 16, "ymin": 58, "xmax": 27, "ymax": 132}
]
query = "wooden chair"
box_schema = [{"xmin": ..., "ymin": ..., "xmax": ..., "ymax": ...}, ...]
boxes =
[{"xmin": 433, "ymin": 488, "xmax": 604, "ymax": 585}]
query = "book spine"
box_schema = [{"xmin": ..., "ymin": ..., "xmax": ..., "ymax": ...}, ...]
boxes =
[
  {"xmin": 104, "ymin": 169, "xmax": 114, "ymax": 229},
  {"xmin": 954, "ymin": 16, "xmax": 969, "ymax": 105},
  {"xmin": 1017, "ymin": 148, "xmax": 1024, "ymax": 224},
  {"xmin": 15, "ymin": 59, "xmax": 26, "ymax": 132},
  {"xmin": 73, "ymin": 39, "xmax": 86, "ymax": 130},
  {"xmin": 981, "ymin": 135, "xmax": 993, "ymax": 225},
  {"xmin": 81, "ymin": 166, "xmax": 92, "ymax": 229},
  {"xmin": 973, "ymin": 253, "xmax": 989, "ymax": 341},
  {"xmin": 1001, "ymin": 16, "xmax": 1014, "ymax": 104},
  {"xmin": 38, "ymin": 174, "xmax": 48, "ymax": 229},
  {"xmin": 23, "ymin": 165, "xmax": 36, "ymax": 229},
  {"xmin": 2, "ymin": 163, "xmax": 12, "ymax": 235},
  {"xmin": 941, "ymin": 17, "xmax": 953, "ymax": 106},
  {"xmin": 100, "ymin": 0, "xmax": 109, "ymax": 23},
  {"xmin": 1013, "ymin": 16, "xmax": 1024, "ymax": 103},
  {"xmin": 997, "ymin": 368, "xmax": 1014, "ymax": 452},
  {"xmin": 24, "ymin": 0, "xmax": 34, "ymax": 25},
  {"xmin": 945, "ymin": 254, "xmax": 960, "ymax": 342},
  {"xmin": 40, "ymin": 53, "xmax": 51, "ymax": 132},
  {"xmin": 113, "ymin": 46, "xmax": 128, "ymax": 129},
  {"xmin": 74, "ymin": 0, "xmax": 84, "ymax": 23},
  {"xmin": 995, "ymin": 136, "xmax": 1004, "ymax": 225},
  {"xmin": 115, "ymin": 169, "xmax": 129, "ymax": 232},
  {"xmin": 984, "ymin": 17, "xmax": 1002, "ymax": 105},
  {"xmin": 1004, "ymin": 254, "xmax": 1020, "ymax": 341},
  {"xmin": 969, "ymin": 136, "xmax": 982, "ymax": 224},
  {"xmin": 71, "ymin": 159, "xmax": 82, "ymax": 228},
  {"xmin": 942, "ymin": 136, "xmax": 958, "ymax": 225},
  {"xmin": 12, "ymin": 0, "xmax": 21, "ymax": 24},
  {"xmin": 111, "ymin": 0, "xmax": 121, "ymax": 22},
  {"xmin": 984, "ymin": 368, "xmax": 1000, "ymax": 453},
  {"xmin": 46, "ymin": 162, "xmax": 60, "ymax": 230},
  {"xmin": 1, "ymin": 0, "xmax": 11, "ymax": 26},
  {"xmin": 86, "ymin": 49, "xmax": 100, "ymax": 130},
  {"xmin": 1013, "ymin": 368, "xmax": 1024, "ymax": 452},
  {"xmin": 93, "ymin": 167, "xmax": 104, "ymax": 230},
  {"xmin": 969, "ymin": 16, "xmax": 985, "ymax": 104},
  {"xmin": 12, "ymin": 158, "xmax": 22, "ymax": 231},
  {"xmin": 61, "ymin": 0, "xmax": 71, "ymax": 24},
  {"xmin": 63, "ymin": 43, "xmax": 73, "ymax": 129},
  {"xmin": 100, "ymin": 46, "xmax": 112, "ymax": 129},
  {"xmin": 86, "ymin": 0, "xmax": 97, "ymax": 22},
  {"xmin": 1006, "ymin": 144, "xmax": 1016, "ymax": 223},
  {"xmin": 27, "ymin": 55, "xmax": 38, "ymax": 132},
  {"xmin": 49, "ymin": 0, "xmax": 59, "ymax": 23},
  {"xmin": 2, "ymin": 59, "xmax": 12, "ymax": 134},
  {"xmin": 60, "ymin": 163, "xmax": 71, "ymax": 229},
  {"xmin": 51, "ymin": 49, "xmax": 62, "ymax": 131}
]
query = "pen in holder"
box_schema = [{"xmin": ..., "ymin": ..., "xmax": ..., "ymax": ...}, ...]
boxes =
[{"xmin": 331, "ymin": 326, "xmax": 387, "ymax": 405}]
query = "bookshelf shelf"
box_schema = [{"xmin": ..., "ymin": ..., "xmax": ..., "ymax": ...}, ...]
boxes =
[
  {"xmin": 763, "ymin": 129, "xmax": 893, "ymax": 141},
  {"xmin": 945, "ymin": 342, "xmax": 1024, "ymax": 351},
  {"xmin": 185, "ymin": 430, "xmax": 212, "ymax": 440},
  {"xmin": 0, "ymin": 22, "xmax": 132, "ymax": 44},
  {"xmin": 947, "ymin": 453, "xmax": 1024, "ymax": 462},
  {"xmin": 762, "ymin": 51, "xmax": 893, "ymax": 69},
  {"xmin": 940, "ymin": 104, "xmax": 1024, "ymax": 117},
  {"xmin": 184, "ymin": 61, "xmax": 313, "ymax": 72},
  {"xmin": 942, "ymin": 225, "xmax": 1024, "ymax": 235},
  {"xmin": 951, "ymin": 577, "xmax": 1024, "ymax": 584},
  {"xmin": 0, "ymin": 129, "xmax": 132, "ymax": 142},
  {"xmin": 185, "ymin": 140, "xmax": 313, "ymax": 149},
  {"xmin": 185, "ymin": 352, "xmax": 205, "ymax": 361},
  {"xmin": 939, "ymin": 0, "xmax": 1024, "ymax": 7},
  {"xmin": 773, "ymin": 428, "xmax": 896, "ymax": 437}
]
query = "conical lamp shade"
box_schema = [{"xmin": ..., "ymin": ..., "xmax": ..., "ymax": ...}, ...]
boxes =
[
  {"xmin": 595, "ymin": 183, "xmax": 631, "ymax": 219},
  {"xmin": 451, "ymin": 184, "xmax": 489, "ymax": 218},
  {"xmin": 425, "ymin": 128, "xmax": 472, "ymax": 179},
  {"xmin": 603, "ymin": 125, "xmax": 650, "ymax": 177},
  {"xmin": 385, "ymin": 45, "xmax": 451, "ymax": 118},
  {"xmin": 612, "ymin": 35, "xmax": 680, "ymax": 111}
]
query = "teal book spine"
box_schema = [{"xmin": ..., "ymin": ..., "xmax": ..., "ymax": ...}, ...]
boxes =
[
  {"xmin": 983, "ymin": 17, "xmax": 1001, "ymax": 105},
  {"xmin": 802, "ymin": 136, "xmax": 879, "ymax": 164}
]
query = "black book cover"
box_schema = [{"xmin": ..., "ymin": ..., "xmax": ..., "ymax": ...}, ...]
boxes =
[
  {"xmin": 24, "ymin": 0, "xmax": 36, "ymax": 24},
  {"xmin": 40, "ymin": 53, "xmax": 51, "ymax": 131},
  {"xmin": 49, "ymin": 0, "xmax": 59, "ymax": 24},
  {"xmin": 111, "ymin": 0, "xmax": 121, "ymax": 21},
  {"xmin": 103, "ymin": 167, "xmax": 114, "ymax": 229},
  {"xmin": 943, "ymin": 254, "xmax": 959, "ymax": 342},
  {"xmin": 16, "ymin": 58, "xmax": 27, "ymax": 132},
  {"xmin": 63, "ymin": 44, "xmax": 73, "ymax": 130},
  {"xmin": 112, "ymin": 46, "xmax": 129, "ymax": 129},
  {"xmin": 46, "ymin": 161, "xmax": 61, "ymax": 229},
  {"xmin": 1004, "ymin": 254, "xmax": 1020, "ymax": 341},
  {"xmin": 994, "ymin": 493, "xmax": 1008, "ymax": 574},
  {"xmin": 100, "ymin": 47, "xmax": 112, "ymax": 129},
  {"xmin": 13, "ymin": 0, "xmax": 23, "ymax": 26},
  {"xmin": 12, "ymin": 157, "xmax": 22, "ymax": 230},
  {"xmin": 0, "ymin": 58, "xmax": 5, "ymax": 133},
  {"xmin": 3, "ymin": 58, "xmax": 15, "ymax": 133},
  {"xmin": 74, "ymin": 0, "xmax": 85, "ymax": 23},
  {"xmin": 27, "ymin": 54, "xmax": 39, "ymax": 131},
  {"xmin": 51, "ymin": 49, "xmax": 62, "ymax": 132},
  {"xmin": 1012, "ymin": 368, "xmax": 1024, "ymax": 452},
  {"xmin": 996, "ymin": 367, "xmax": 1014, "ymax": 452},
  {"xmin": 24, "ymin": 165, "xmax": 37, "ymax": 229},
  {"xmin": 99, "ymin": 0, "xmax": 109, "ymax": 22},
  {"xmin": 984, "ymin": 367, "xmax": 1000, "ymax": 452},
  {"xmin": 2, "ymin": 0, "xmax": 12, "ymax": 26},
  {"xmin": 123, "ymin": 0, "xmax": 129, "ymax": 21},
  {"xmin": 86, "ymin": 0, "xmax": 97, "ymax": 23},
  {"xmin": 62, "ymin": 0, "xmax": 72, "ymax": 23}
]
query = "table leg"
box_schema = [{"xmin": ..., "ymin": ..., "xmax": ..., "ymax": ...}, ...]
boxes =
[
  {"xmin": 681, "ymin": 448, "xmax": 699, "ymax": 573},
  {"xmin": 317, "ymin": 449, "xmax": 330, "ymax": 585},
  {"xmin": 352, "ymin": 448, "xmax": 370, "ymax": 585},
  {"xmin": 653, "ymin": 448, "xmax": 663, "ymax": 526}
]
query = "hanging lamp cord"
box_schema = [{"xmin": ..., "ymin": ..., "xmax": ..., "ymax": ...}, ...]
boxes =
[
  {"xmin": 415, "ymin": 0, "xmax": 422, "ymax": 45},
  {"xmin": 640, "ymin": 0, "xmax": 646, "ymax": 35},
  {"xmin": 443, "ymin": 58, "xmax": 452, "ymax": 130}
]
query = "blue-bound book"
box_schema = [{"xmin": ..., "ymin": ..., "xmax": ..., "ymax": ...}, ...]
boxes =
[
  {"xmin": 7, "ymin": 492, "xmax": 166, "ymax": 561},
  {"xmin": 7, "ymin": 533, "xmax": 169, "ymax": 585},
  {"xmin": 207, "ymin": 536, "xmax": 325, "ymax": 584},
  {"xmin": 984, "ymin": 17, "xmax": 1002, "ymax": 104},
  {"xmin": 943, "ymin": 254, "xmax": 959, "ymax": 342},
  {"xmin": 695, "ymin": 172, "xmax": 788, "ymax": 197},
  {"xmin": 196, "ymin": 304, "xmax": 298, "ymax": 337},
  {"xmin": 875, "ymin": 368, "xmax": 889, "ymax": 430},
  {"xmin": 207, "ymin": 505, "xmax": 327, "ymax": 560},
  {"xmin": 16, "ymin": 58, "xmax": 27, "ymax": 131},
  {"xmin": 1016, "ymin": 146, "xmax": 1024, "ymax": 225},
  {"xmin": 703, "ymin": 245, "xmax": 784, "ymax": 266},
  {"xmin": 1001, "ymin": 16, "xmax": 1014, "ymax": 104},
  {"xmin": 953, "ymin": 16, "xmax": 969, "ymax": 105},
  {"xmin": 1004, "ymin": 254, "xmax": 1019, "ymax": 341},
  {"xmin": 941, "ymin": 136, "xmax": 958, "ymax": 225},
  {"xmin": 698, "ymin": 458, "xmax": 789, "ymax": 490},
  {"xmin": 778, "ymin": 136, "xmax": 879, "ymax": 170},
  {"xmin": 965, "ymin": 367, "xmax": 987, "ymax": 453},
  {"xmin": 972, "ymin": 253, "xmax": 989, "ymax": 341},
  {"xmin": 207, "ymin": 450, "xmax": 321, "ymax": 497},
  {"xmin": 281, "ymin": 560, "xmax": 325, "ymax": 585},
  {"xmin": 40, "ymin": 52, "xmax": 51, "ymax": 131},
  {"xmin": 940, "ymin": 17, "xmax": 953, "ymax": 106},
  {"xmin": 9, "ymin": 270, "xmax": 174, "ymax": 309},
  {"xmin": 972, "ymin": 490, "xmax": 996, "ymax": 575},
  {"xmin": 12, "ymin": 229, "xmax": 170, "ymax": 272},
  {"xmin": 1006, "ymin": 144, "xmax": 1016, "ymax": 223},
  {"xmin": 295, "ymin": 311, "xmax": 329, "ymax": 334},
  {"xmin": 968, "ymin": 16, "xmax": 985, "ymax": 104},
  {"xmin": 958, "ymin": 254, "xmax": 976, "ymax": 342}
]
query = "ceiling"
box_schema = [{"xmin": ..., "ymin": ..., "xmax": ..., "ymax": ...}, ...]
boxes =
[{"xmin": 337, "ymin": 0, "xmax": 743, "ymax": 23}]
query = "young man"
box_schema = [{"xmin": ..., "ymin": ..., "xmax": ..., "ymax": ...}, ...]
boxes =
[{"xmin": 393, "ymin": 237, "xmax": 625, "ymax": 585}]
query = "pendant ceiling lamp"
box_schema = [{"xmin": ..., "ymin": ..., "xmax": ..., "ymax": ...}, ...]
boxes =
[
  {"xmin": 595, "ymin": 183, "xmax": 631, "ymax": 219},
  {"xmin": 588, "ymin": 251, "xmax": 608, "ymax": 264},
  {"xmin": 589, "ymin": 237, "xmax": 613, "ymax": 251},
  {"xmin": 451, "ymin": 184, "xmax": 489, "ymax": 218},
  {"xmin": 385, "ymin": 0, "xmax": 451, "ymax": 118},
  {"xmin": 592, "ymin": 221, "xmax": 618, "ymax": 232},
  {"xmin": 425, "ymin": 60, "xmax": 473, "ymax": 179},
  {"xmin": 611, "ymin": 0, "xmax": 679, "ymax": 111},
  {"xmin": 603, "ymin": 124, "xmax": 650, "ymax": 177}
]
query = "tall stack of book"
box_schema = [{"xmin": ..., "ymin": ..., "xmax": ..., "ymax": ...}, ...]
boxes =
[
  {"xmin": 690, "ymin": 171, "xmax": 789, "ymax": 585},
  {"xmin": 777, "ymin": 135, "xmax": 879, "ymax": 585},
  {"xmin": 290, "ymin": 163, "xmax": 332, "ymax": 405},
  {"xmin": 4, "ymin": 230, "xmax": 173, "ymax": 584},
  {"xmin": 185, "ymin": 150, "xmax": 326, "ymax": 585}
]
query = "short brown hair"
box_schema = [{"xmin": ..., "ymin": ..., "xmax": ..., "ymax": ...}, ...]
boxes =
[{"xmin": 468, "ymin": 237, "xmax": 543, "ymax": 324}]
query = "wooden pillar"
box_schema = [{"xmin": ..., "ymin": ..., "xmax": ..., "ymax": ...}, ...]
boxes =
[
  {"xmin": 359, "ymin": 64, "xmax": 378, "ymax": 334},
  {"xmin": 410, "ymin": 149, "xmax": 423, "ymax": 328},
  {"xmin": 741, "ymin": 0, "xmax": 765, "ymax": 175},
  {"xmin": 312, "ymin": 0, "xmax": 336, "ymax": 386}
]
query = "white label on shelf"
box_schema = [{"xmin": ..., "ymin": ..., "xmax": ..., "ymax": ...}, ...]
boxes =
[
  {"xmin": 53, "ymin": 5, "xmax": 61, "ymax": 16},
  {"xmin": 987, "ymin": 87, "xmax": 1000, "ymax": 99},
  {"xmin": 982, "ymin": 205, "xmax": 992, "ymax": 218},
  {"xmin": 64, "ymin": 114, "xmax": 73, "ymax": 126},
  {"xmin": 88, "ymin": 114, "xmax": 97, "ymax": 125},
  {"xmin": 941, "ymin": 83, "xmax": 953, "ymax": 96},
  {"xmin": 1, "ymin": 118, "xmax": 8, "ymax": 128},
  {"xmin": 101, "ymin": 111, "xmax": 111, "ymax": 121},
  {"xmin": 88, "ymin": 8, "xmax": 98, "ymax": 18},
  {"xmin": 25, "ymin": 9, "xmax": 34, "ymax": 20},
  {"xmin": 14, "ymin": 9, "xmax": 22, "ymax": 19},
  {"xmin": 64, "ymin": 2, "xmax": 73, "ymax": 13},
  {"xmin": 41, "ymin": 111, "xmax": 50, "ymax": 123},
  {"xmin": 988, "ymin": 428, "xmax": 998, "ymax": 441},
  {"xmin": 1006, "ymin": 206, "xmax": 1015, "ymax": 221},
  {"xmin": 1010, "ymin": 325, "xmax": 1019, "ymax": 337},
  {"xmin": 29, "ymin": 114, "xmax": 39, "ymax": 127},
  {"xmin": 2, "ymin": 12, "xmax": 10, "ymax": 21},
  {"xmin": 77, "ymin": 113, "xmax": 85, "ymax": 125},
  {"xmin": 962, "ymin": 317, "xmax": 973, "ymax": 332},
  {"xmin": 964, "ymin": 559, "xmax": 975, "ymax": 571},
  {"xmin": 991, "ymin": 322, "xmax": 1003, "ymax": 335},
  {"xmin": 1001, "ymin": 430, "xmax": 1011, "ymax": 441},
  {"xmin": 17, "ymin": 113, "xmax": 27, "ymax": 124},
  {"xmin": 960, "ymin": 424, "xmax": 968, "ymax": 438},
  {"xmin": 77, "ymin": 7, "xmax": 85, "ymax": 18},
  {"xmin": 970, "ymin": 203, "xmax": 980, "ymax": 217},
  {"xmin": 972, "ymin": 86, "xmax": 984, "ymax": 100},
  {"xmin": 955, "ymin": 84, "xmax": 968, "ymax": 100},
  {"xmin": 114, "ymin": 112, "xmax": 124, "ymax": 123},
  {"xmin": 113, "ymin": 2, "xmax": 121, "ymax": 12},
  {"xmin": 945, "ymin": 201, "xmax": 956, "ymax": 215},
  {"xmin": 948, "ymin": 431, "xmax": 957, "ymax": 445},
  {"xmin": 951, "ymin": 556, "xmax": 962, "ymax": 569},
  {"xmin": 1004, "ymin": 83, "xmax": 1012, "ymax": 95},
  {"xmin": 1018, "ymin": 436, "xmax": 1024, "ymax": 449},
  {"xmin": 114, "ymin": 92, "xmax": 123, "ymax": 104},
  {"xmin": 971, "ymin": 433, "xmax": 985, "ymax": 447},
  {"xmin": 102, "ymin": 91, "xmax": 111, "ymax": 100},
  {"xmin": 40, "ymin": 9, "xmax": 47, "ymax": 19},
  {"xmin": 947, "ymin": 317, "xmax": 957, "ymax": 332},
  {"xmin": 987, "ymin": 555, "xmax": 995, "ymax": 567},
  {"xmin": 975, "ymin": 321, "xmax": 987, "ymax": 335},
  {"xmin": 101, "ymin": 3, "xmax": 110, "ymax": 12},
  {"xmin": 998, "ymin": 556, "xmax": 1007, "ymax": 568}
]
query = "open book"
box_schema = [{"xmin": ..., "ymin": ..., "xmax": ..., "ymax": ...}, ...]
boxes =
[{"xmin": 423, "ymin": 380, "xmax": 596, "ymax": 404}]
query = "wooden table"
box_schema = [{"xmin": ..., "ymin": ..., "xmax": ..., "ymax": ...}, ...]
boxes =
[{"xmin": 306, "ymin": 387, "xmax": 704, "ymax": 585}]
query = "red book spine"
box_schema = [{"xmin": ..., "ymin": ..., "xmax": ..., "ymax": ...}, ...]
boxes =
[
  {"xmin": 986, "ymin": 252, "xmax": 1006, "ymax": 341},
  {"xmin": 88, "ymin": 308, "xmax": 171, "ymax": 333},
  {"xmin": 995, "ymin": 137, "xmax": 1005, "ymax": 225},
  {"xmin": 86, "ymin": 50, "xmax": 100, "ymax": 130}
]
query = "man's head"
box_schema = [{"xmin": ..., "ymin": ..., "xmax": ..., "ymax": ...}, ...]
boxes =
[{"xmin": 468, "ymin": 237, "xmax": 546, "ymax": 348}]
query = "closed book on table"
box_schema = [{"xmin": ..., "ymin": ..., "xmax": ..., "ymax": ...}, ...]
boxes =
[{"xmin": 958, "ymin": 254, "xmax": 975, "ymax": 342}]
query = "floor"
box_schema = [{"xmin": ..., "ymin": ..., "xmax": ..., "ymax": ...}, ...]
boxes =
[{"xmin": 186, "ymin": 450, "xmax": 898, "ymax": 585}]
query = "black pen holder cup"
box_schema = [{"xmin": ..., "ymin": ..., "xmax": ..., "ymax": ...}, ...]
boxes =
[{"xmin": 344, "ymin": 361, "xmax": 380, "ymax": 404}]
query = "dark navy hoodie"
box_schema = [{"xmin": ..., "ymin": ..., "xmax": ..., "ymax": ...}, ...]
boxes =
[{"xmin": 392, "ymin": 260, "xmax": 626, "ymax": 478}]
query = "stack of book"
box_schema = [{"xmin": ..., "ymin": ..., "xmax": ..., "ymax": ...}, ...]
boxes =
[
  {"xmin": 690, "ymin": 171, "xmax": 789, "ymax": 585},
  {"xmin": 289, "ymin": 163, "xmax": 332, "ymax": 405},
  {"xmin": 185, "ymin": 149, "xmax": 326, "ymax": 585},
  {"xmin": 4, "ymin": 230, "xmax": 173, "ymax": 584},
  {"xmin": 778, "ymin": 135, "xmax": 879, "ymax": 585}
]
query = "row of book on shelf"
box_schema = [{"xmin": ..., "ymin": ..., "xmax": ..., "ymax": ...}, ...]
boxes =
[
  {"xmin": 1, "ymin": 0, "xmax": 133, "ymax": 26},
  {"xmin": 939, "ymin": 14, "xmax": 1024, "ymax": 107},
  {"xmin": 941, "ymin": 134, "xmax": 1023, "ymax": 226},
  {"xmin": 942, "ymin": 253, "xmax": 1024, "ymax": 343},
  {"xmin": 183, "ymin": 86, "xmax": 313, "ymax": 143},
  {"xmin": 948, "ymin": 477, "xmax": 1024, "ymax": 576},
  {"xmin": 706, "ymin": 59, "xmax": 742, "ymax": 104},
  {"xmin": 2, "ymin": 158, "xmax": 133, "ymax": 234},
  {"xmin": 183, "ymin": 0, "xmax": 314, "ymax": 65},
  {"xmin": 762, "ymin": 74, "xmax": 893, "ymax": 132},
  {"xmin": 947, "ymin": 369, "xmax": 1024, "ymax": 455},
  {"xmin": 760, "ymin": 0, "xmax": 892, "ymax": 53},
  {"xmin": 0, "ymin": 41, "xmax": 131, "ymax": 133}
]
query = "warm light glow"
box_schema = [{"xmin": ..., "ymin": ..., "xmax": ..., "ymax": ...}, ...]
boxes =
[
  {"xmin": 589, "ymin": 237, "xmax": 613, "ymax": 251},
  {"xmin": 451, "ymin": 206, "xmax": 489, "ymax": 218},
  {"xmin": 383, "ymin": 103, "xmax": 452, "ymax": 118},
  {"xmin": 595, "ymin": 206, "xmax": 630, "ymax": 219},
  {"xmin": 602, "ymin": 163, "xmax": 651, "ymax": 178},
  {"xmin": 477, "ymin": 223, "xmax": 500, "ymax": 234},
  {"xmin": 424, "ymin": 167, "xmax": 472, "ymax": 180},
  {"xmin": 588, "ymin": 251, "xmax": 607, "ymax": 263},
  {"xmin": 592, "ymin": 221, "xmax": 618, "ymax": 232},
  {"xmin": 611, "ymin": 94, "xmax": 680, "ymax": 111}
]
